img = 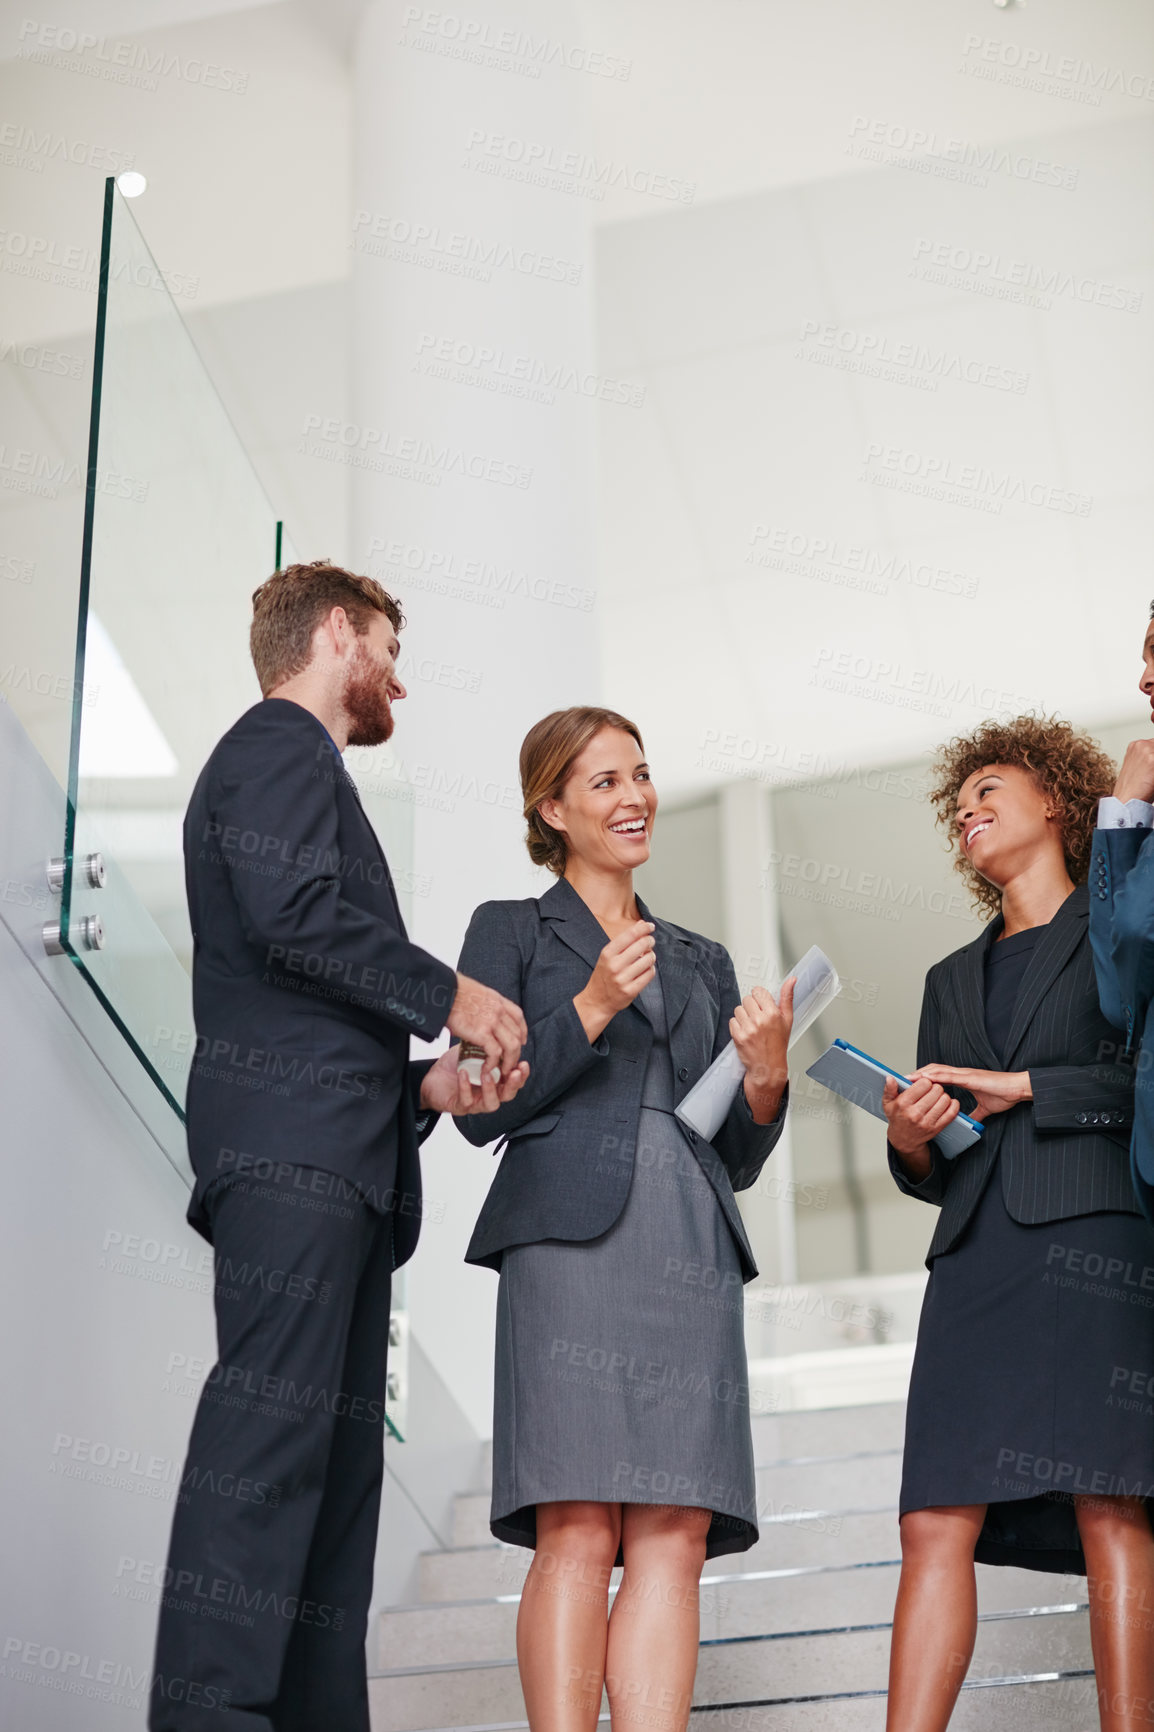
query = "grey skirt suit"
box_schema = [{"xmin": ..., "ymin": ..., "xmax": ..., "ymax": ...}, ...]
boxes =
[{"xmin": 456, "ymin": 875, "xmax": 788, "ymax": 1558}]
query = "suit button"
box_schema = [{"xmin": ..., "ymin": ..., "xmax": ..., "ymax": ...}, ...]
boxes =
[
  {"xmin": 678, "ymin": 1066, "xmax": 689, "ymax": 1081},
  {"xmin": 1076, "ymin": 1112, "xmax": 1088, "ymax": 1124},
  {"xmin": 687, "ymin": 1130, "xmax": 697, "ymax": 1144},
  {"xmin": 1089, "ymin": 1112, "xmax": 1100, "ymax": 1125}
]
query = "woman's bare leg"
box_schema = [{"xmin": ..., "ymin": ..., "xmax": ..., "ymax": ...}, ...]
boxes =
[
  {"xmin": 605, "ymin": 1503, "xmax": 711, "ymax": 1732},
  {"xmin": 886, "ymin": 1504, "xmax": 987, "ymax": 1732},
  {"xmin": 517, "ymin": 1501, "xmax": 622, "ymax": 1730},
  {"xmin": 1077, "ymin": 1494, "xmax": 1154, "ymax": 1732}
]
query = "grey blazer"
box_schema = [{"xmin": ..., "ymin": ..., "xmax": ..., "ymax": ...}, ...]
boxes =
[
  {"xmin": 891, "ymin": 884, "xmax": 1138, "ymax": 1263},
  {"xmin": 456, "ymin": 874, "xmax": 787, "ymax": 1279}
]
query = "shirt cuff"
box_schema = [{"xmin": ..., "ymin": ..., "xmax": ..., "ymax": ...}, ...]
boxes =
[{"xmin": 1098, "ymin": 795, "xmax": 1154, "ymax": 829}]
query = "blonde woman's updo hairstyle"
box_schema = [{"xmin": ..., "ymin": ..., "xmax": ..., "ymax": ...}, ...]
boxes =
[
  {"xmin": 928, "ymin": 714, "xmax": 1115, "ymax": 918},
  {"xmin": 520, "ymin": 707, "xmax": 645, "ymax": 876}
]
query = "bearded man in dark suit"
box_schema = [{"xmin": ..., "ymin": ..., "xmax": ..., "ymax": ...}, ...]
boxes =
[{"xmin": 150, "ymin": 561, "xmax": 527, "ymax": 1732}]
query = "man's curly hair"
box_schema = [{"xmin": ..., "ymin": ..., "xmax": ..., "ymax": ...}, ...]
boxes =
[{"xmin": 928, "ymin": 715, "xmax": 1115, "ymax": 917}]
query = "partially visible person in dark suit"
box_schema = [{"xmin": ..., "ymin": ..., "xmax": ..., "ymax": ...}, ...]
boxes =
[
  {"xmin": 1088, "ymin": 603, "xmax": 1154, "ymax": 1222},
  {"xmin": 881, "ymin": 716, "xmax": 1154, "ymax": 1732},
  {"xmin": 456, "ymin": 706, "xmax": 793, "ymax": 1732},
  {"xmin": 150, "ymin": 561, "xmax": 528, "ymax": 1732}
]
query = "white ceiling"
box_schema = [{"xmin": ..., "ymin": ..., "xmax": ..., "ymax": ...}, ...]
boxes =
[
  {"xmin": 2, "ymin": 0, "xmax": 1152, "ymax": 812},
  {"xmin": 583, "ymin": 0, "xmax": 1154, "ymax": 210},
  {"xmin": 594, "ymin": 100, "xmax": 1154, "ymax": 796},
  {"xmin": 4, "ymin": 0, "xmax": 1151, "ymax": 341}
]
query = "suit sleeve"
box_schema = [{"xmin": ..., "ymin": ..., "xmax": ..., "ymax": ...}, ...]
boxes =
[
  {"xmin": 453, "ymin": 900, "xmax": 612, "ymax": 1147},
  {"xmin": 1029, "ymin": 1062, "xmax": 1134, "ymax": 1138},
  {"xmin": 709, "ymin": 944, "xmax": 788, "ymax": 1192},
  {"xmin": 408, "ymin": 1058, "xmax": 441, "ymax": 1143},
  {"xmin": 1089, "ymin": 826, "xmax": 1154, "ymax": 1046},
  {"xmin": 205, "ymin": 716, "xmax": 457, "ymax": 1042},
  {"xmin": 887, "ymin": 966, "xmax": 953, "ymax": 1207}
]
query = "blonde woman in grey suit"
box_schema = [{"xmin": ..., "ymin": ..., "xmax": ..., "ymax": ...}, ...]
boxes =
[{"xmin": 455, "ymin": 706, "xmax": 795, "ymax": 1732}]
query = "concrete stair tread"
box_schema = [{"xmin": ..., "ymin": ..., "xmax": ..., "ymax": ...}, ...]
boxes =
[
  {"xmin": 449, "ymin": 1453, "xmax": 905, "ymax": 1544},
  {"xmin": 368, "ymin": 1607, "xmax": 1091, "ymax": 1729},
  {"xmin": 367, "ymin": 1678, "xmax": 1098, "ymax": 1732},
  {"xmin": 373, "ymin": 1398, "xmax": 1098, "ymax": 1732},
  {"xmin": 379, "ymin": 1559, "xmax": 1087, "ymax": 1669},
  {"xmin": 374, "ymin": 1598, "xmax": 1089, "ymax": 1676},
  {"xmin": 416, "ymin": 1509, "xmax": 903, "ymax": 1601},
  {"xmin": 471, "ymin": 1403, "xmax": 908, "ymax": 1485},
  {"xmin": 460, "ymin": 1434, "xmax": 907, "ymax": 1503},
  {"xmin": 372, "ymin": 1593, "xmax": 1081, "ymax": 1676}
]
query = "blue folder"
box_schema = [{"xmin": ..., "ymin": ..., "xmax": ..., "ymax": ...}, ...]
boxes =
[{"xmin": 806, "ymin": 1038, "xmax": 983, "ymax": 1159}]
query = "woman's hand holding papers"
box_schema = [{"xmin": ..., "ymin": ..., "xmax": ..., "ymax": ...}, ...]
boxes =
[{"xmin": 732, "ymin": 978, "xmax": 796, "ymax": 1125}]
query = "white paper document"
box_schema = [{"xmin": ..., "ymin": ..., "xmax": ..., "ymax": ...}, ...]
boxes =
[{"xmin": 674, "ymin": 945, "xmax": 841, "ymax": 1143}]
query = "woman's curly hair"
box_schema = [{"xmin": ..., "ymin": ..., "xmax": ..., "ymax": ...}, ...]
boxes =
[{"xmin": 928, "ymin": 714, "xmax": 1115, "ymax": 917}]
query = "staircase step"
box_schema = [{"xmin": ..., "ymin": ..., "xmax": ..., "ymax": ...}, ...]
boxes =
[
  {"xmin": 692, "ymin": 1673, "xmax": 1097, "ymax": 1731},
  {"xmin": 449, "ymin": 1452, "xmax": 904, "ymax": 1546},
  {"xmin": 692, "ymin": 1674, "xmax": 1099, "ymax": 1731},
  {"xmin": 368, "ymin": 1675, "xmax": 1099, "ymax": 1732},
  {"xmin": 368, "ymin": 1606, "xmax": 1090, "ymax": 1731},
  {"xmin": 471, "ymin": 1403, "xmax": 908, "ymax": 1490},
  {"xmin": 379, "ymin": 1560, "xmax": 1086, "ymax": 1669},
  {"xmin": 418, "ymin": 1507, "xmax": 902, "ymax": 1603},
  {"xmin": 750, "ymin": 1401, "xmax": 906, "ymax": 1458},
  {"xmin": 376, "ymin": 1397, "xmax": 1098, "ymax": 1732}
]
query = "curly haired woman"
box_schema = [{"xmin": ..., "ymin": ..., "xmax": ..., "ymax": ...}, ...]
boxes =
[{"xmin": 882, "ymin": 716, "xmax": 1154, "ymax": 1732}]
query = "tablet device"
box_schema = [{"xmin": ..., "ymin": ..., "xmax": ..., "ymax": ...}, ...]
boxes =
[{"xmin": 806, "ymin": 1038, "xmax": 983, "ymax": 1159}]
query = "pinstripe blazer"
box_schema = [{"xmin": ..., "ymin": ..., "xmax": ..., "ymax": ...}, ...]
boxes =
[
  {"xmin": 890, "ymin": 884, "xmax": 1138, "ymax": 1263},
  {"xmin": 455, "ymin": 874, "xmax": 787, "ymax": 1278}
]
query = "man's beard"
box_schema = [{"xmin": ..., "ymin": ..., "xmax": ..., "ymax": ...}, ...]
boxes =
[{"xmin": 343, "ymin": 642, "xmax": 394, "ymax": 747}]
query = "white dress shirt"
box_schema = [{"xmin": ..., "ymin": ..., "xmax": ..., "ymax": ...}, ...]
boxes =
[{"xmin": 1098, "ymin": 796, "xmax": 1154, "ymax": 829}]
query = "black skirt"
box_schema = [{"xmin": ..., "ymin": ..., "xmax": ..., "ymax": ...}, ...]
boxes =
[{"xmin": 901, "ymin": 1164, "xmax": 1154, "ymax": 1574}]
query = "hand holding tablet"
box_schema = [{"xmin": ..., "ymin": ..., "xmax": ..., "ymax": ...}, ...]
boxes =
[{"xmin": 805, "ymin": 1039, "xmax": 983, "ymax": 1158}]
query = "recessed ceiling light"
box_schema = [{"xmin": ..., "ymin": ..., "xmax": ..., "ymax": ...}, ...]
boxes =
[{"xmin": 116, "ymin": 171, "xmax": 147, "ymax": 198}]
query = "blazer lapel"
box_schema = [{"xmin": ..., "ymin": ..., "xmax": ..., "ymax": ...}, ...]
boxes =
[
  {"xmin": 949, "ymin": 919, "xmax": 1004, "ymax": 1070},
  {"xmin": 1000, "ymin": 885, "xmax": 1088, "ymax": 1066},
  {"xmin": 538, "ymin": 875, "xmax": 611, "ymax": 972},
  {"xmin": 636, "ymin": 892, "xmax": 697, "ymax": 1033},
  {"xmin": 343, "ymin": 776, "xmax": 406, "ymax": 933},
  {"xmin": 537, "ymin": 880, "xmax": 698, "ymax": 1033},
  {"xmin": 306, "ymin": 715, "xmax": 407, "ymax": 934}
]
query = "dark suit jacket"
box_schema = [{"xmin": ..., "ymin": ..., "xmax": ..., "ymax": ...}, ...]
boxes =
[
  {"xmin": 455, "ymin": 874, "xmax": 787, "ymax": 1279},
  {"xmin": 1088, "ymin": 825, "xmax": 1154, "ymax": 1218},
  {"xmin": 182, "ymin": 697, "xmax": 458, "ymax": 1266},
  {"xmin": 890, "ymin": 884, "xmax": 1138, "ymax": 1263}
]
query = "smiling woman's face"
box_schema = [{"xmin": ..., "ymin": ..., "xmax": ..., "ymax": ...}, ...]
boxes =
[
  {"xmin": 537, "ymin": 726, "xmax": 658, "ymax": 874},
  {"xmin": 953, "ymin": 762, "xmax": 1062, "ymax": 892}
]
